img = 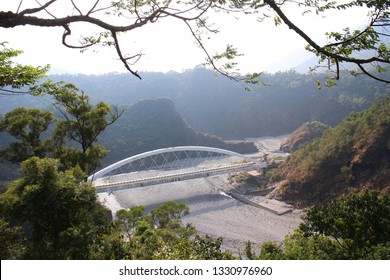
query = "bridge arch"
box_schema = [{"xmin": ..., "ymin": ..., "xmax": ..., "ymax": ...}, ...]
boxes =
[{"xmin": 88, "ymin": 146, "xmax": 266, "ymax": 183}]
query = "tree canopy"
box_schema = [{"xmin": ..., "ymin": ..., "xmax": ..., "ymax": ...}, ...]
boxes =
[
  {"xmin": 252, "ymin": 190, "xmax": 390, "ymax": 260},
  {"xmin": 0, "ymin": 1, "xmax": 388, "ymax": 83},
  {"xmin": 0, "ymin": 43, "xmax": 122, "ymax": 175},
  {"xmin": 0, "ymin": 157, "xmax": 110, "ymax": 259},
  {"xmin": 0, "ymin": 42, "xmax": 49, "ymax": 95}
]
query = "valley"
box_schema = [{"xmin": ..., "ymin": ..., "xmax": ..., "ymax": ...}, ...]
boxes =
[{"xmin": 97, "ymin": 135, "xmax": 302, "ymax": 254}]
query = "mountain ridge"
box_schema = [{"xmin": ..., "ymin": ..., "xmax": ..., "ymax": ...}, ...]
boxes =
[
  {"xmin": 99, "ymin": 98, "xmax": 258, "ymax": 166},
  {"xmin": 269, "ymin": 96, "xmax": 390, "ymax": 207}
]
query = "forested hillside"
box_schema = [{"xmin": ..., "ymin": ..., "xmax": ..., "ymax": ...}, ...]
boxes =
[
  {"xmin": 99, "ymin": 98, "xmax": 257, "ymax": 165},
  {"xmin": 280, "ymin": 121, "xmax": 330, "ymax": 152},
  {"xmin": 270, "ymin": 97, "xmax": 390, "ymax": 207},
  {"xmin": 54, "ymin": 69, "xmax": 390, "ymax": 138},
  {"xmin": 2, "ymin": 68, "xmax": 389, "ymax": 139}
]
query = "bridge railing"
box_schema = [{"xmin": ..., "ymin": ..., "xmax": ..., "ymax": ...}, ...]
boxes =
[{"xmin": 94, "ymin": 162, "xmax": 258, "ymax": 193}]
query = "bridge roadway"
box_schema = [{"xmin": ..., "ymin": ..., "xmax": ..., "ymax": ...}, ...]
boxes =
[{"xmin": 94, "ymin": 162, "xmax": 259, "ymax": 193}]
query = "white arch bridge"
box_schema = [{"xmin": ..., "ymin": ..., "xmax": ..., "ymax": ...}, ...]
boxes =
[{"xmin": 88, "ymin": 146, "xmax": 267, "ymax": 193}]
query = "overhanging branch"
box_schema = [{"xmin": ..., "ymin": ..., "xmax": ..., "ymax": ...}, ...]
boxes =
[
  {"xmin": 111, "ymin": 31, "xmax": 142, "ymax": 79},
  {"xmin": 263, "ymin": 0, "xmax": 390, "ymax": 83}
]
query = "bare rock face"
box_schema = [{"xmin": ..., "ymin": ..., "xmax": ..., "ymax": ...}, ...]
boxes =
[{"xmin": 280, "ymin": 121, "xmax": 330, "ymax": 152}]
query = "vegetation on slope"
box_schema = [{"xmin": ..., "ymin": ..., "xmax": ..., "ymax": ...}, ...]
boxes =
[
  {"xmin": 2, "ymin": 69, "xmax": 389, "ymax": 139},
  {"xmin": 250, "ymin": 190, "xmax": 390, "ymax": 260},
  {"xmin": 100, "ymin": 98, "xmax": 258, "ymax": 165},
  {"xmin": 0, "ymin": 157, "xmax": 234, "ymax": 260},
  {"xmin": 270, "ymin": 96, "xmax": 390, "ymax": 207},
  {"xmin": 279, "ymin": 121, "xmax": 330, "ymax": 152}
]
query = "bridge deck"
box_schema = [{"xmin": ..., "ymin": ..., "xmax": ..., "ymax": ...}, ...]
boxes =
[{"xmin": 94, "ymin": 162, "xmax": 258, "ymax": 193}]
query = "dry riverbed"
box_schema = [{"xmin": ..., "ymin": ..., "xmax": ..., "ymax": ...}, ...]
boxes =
[
  {"xmin": 99, "ymin": 175, "xmax": 303, "ymax": 254},
  {"xmin": 97, "ymin": 135, "xmax": 303, "ymax": 254}
]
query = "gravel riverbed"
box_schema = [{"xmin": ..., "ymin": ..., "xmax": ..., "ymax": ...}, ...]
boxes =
[{"xmin": 97, "ymin": 135, "xmax": 303, "ymax": 254}]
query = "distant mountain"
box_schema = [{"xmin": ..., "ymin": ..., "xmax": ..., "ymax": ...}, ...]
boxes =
[
  {"xmin": 2, "ymin": 68, "xmax": 389, "ymax": 139},
  {"xmin": 99, "ymin": 98, "xmax": 257, "ymax": 165},
  {"xmin": 44, "ymin": 68, "xmax": 389, "ymax": 139},
  {"xmin": 269, "ymin": 97, "xmax": 390, "ymax": 207}
]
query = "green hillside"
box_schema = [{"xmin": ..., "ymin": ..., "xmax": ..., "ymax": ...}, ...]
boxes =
[
  {"xmin": 270, "ymin": 96, "xmax": 390, "ymax": 207},
  {"xmin": 280, "ymin": 121, "xmax": 330, "ymax": 152},
  {"xmin": 99, "ymin": 98, "xmax": 257, "ymax": 165},
  {"xmin": 3, "ymin": 68, "xmax": 389, "ymax": 139}
]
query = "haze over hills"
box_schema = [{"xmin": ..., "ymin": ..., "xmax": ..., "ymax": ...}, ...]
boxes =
[
  {"xmin": 1, "ymin": 67, "xmax": 389, "ymax": 173},
  {"xmin": 52, "ymin": 68, "xmax": 389, "ymax": 138},
  {"xmin": 2, "ymin": 67, "xmax": 388, "ymax": 139},
  {"xmin": 99, "ymin": 98, "xmax": 258, "ymax": 165}
]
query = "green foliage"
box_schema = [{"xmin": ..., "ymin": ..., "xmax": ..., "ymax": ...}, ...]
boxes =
[
  {"xmin": 297, "ymin": 0, "xmax": 390, "ymax": 83},
  {"xmin": 208, "ymin": 44, "xmax": 243, "ymax": 74},
  {"xmin": 48, "ymin": 83, "xmax": 121, "ymax": 174},
  {"xmin": 0, "ymin": 83, "xmax": 120, "ymax": 175},
  {"xmin": 151, "ymin": 201, "xmax": 189, "ymax": 229},
  {"xmin": 0, "ymin": 107, "xmax": 53, "ymax": 162},
  {"xmin": 253, "ymin": 233, "xmax": 336, "ymax": 260},
  {"xmin": 0, "ymin": 218, "xmax": 25, "ymax": 259},
  {"xmin": 314, "ymin": 97, "xmax": 389, "ymax": 170},
  {"xmin": 0, "ymin": 46, "xmax": 238, "ymax": 260},
  {"xmin": 300, "ymin": 190, "xmax": 390, "ymax": 259},
  {"xmin": 0, "ymin": 42, "xmax": 49, "ymax": 95},
  {"xmin": 0, "ymin": 46, "xmax": 121, "ymax": 179},
  {"xmin": 89, "ymin": 201, "xmax": 234, "ymax": 260},
  {"xmin": 254, "ymin": 190, "xmax": 390, "ymax": 260},
  {"xmin": 0, "ymin": 157, "xmax": 110, "ymax": 259}
]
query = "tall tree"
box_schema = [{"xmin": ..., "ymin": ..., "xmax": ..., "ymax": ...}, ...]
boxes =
[
  {"xmin": 0, "ymin": 1, "xmax": 388, "ymax": 82},
  {"xmin": 0, "ymin": 157, "xmax": 110, "ymax": 259},
  {"xmin": 0, "ymin": 83, "xmax": 121, "ymax": 175},
  {"xmin": 0, "ymin": 43, "xmax": 121, "ymax": 175},
  {"xmin": 48, "ymin": 83, "xmax": 122, "ymax": 174}
]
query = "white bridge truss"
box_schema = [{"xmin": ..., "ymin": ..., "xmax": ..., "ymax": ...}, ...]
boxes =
[{"xmin": 88, "ymin": 146, "xmax": 267, "ymax": 193}]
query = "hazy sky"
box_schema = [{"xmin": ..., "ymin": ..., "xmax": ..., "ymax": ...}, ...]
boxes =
[{"xmin": 1, "ymin": 1, "xmax": 371, "ymax": 75}]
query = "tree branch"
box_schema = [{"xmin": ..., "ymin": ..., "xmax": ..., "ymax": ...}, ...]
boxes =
[
  {"xmin": 263, "ymin": 0, "xmax": 389, "ymax": 82},
  {"xmin": 62, "ymin": 24, "xmax": 96, "ymax": 49},
  {"xmin": 184, "ymin": 20, "xmax": 239, "ymax": 82},
  {"xmin": 357, "ymin": 63, "xmax": 390, "ymax": 84},
  {"xmin": 87, "ymin": 0, "xmax": 101, "ymax": 16},
  {"xmin": 71, "ymin": 0, "xmax": 83, "ymax": 16},
  {"xmin": 18, "ymin": 0, "xmax": 57, "ymax": 16},
  {"xmin": 16, "ymin": 0, "xmax": 24, "ymax": 14},
  {"xmin": 111, "ymin": 31, "xmax": 142, "ymax": 80},
  {"xmin": 0, "ymin": 87, "xmax": 31, "ymax": 95}
]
